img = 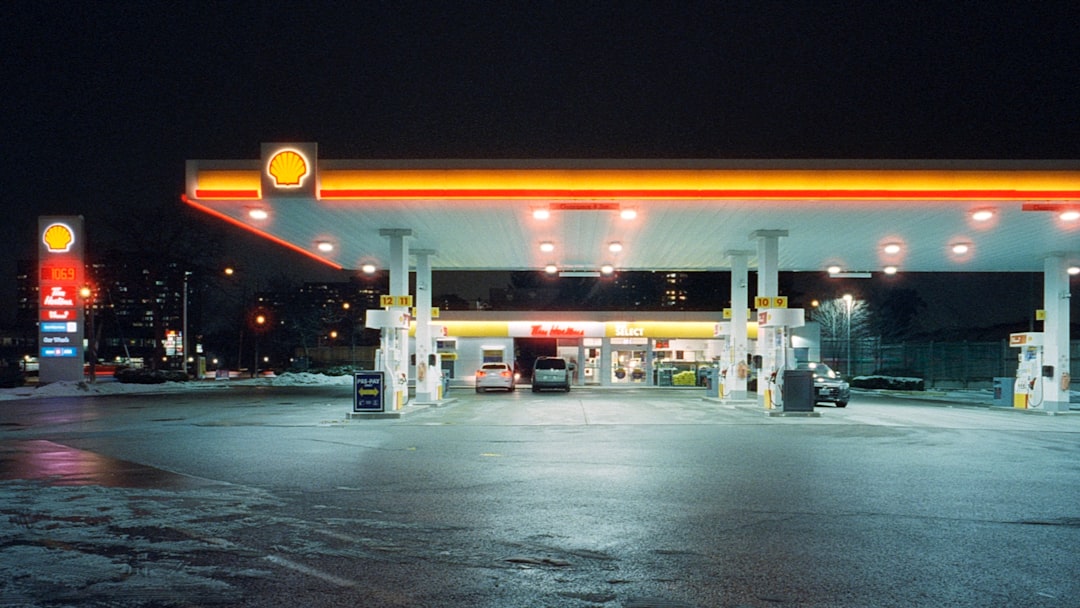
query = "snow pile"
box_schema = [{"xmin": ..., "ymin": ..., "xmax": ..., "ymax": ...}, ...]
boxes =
[{"xmin": 0, "ymin": 372, "xmax": 354, "ymax": 401}]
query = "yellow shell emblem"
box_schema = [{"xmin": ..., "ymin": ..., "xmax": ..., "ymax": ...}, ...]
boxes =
[
  {"xmin": 43, "ymin": 223, "xmax": 74, "ymax": 252},
  {"xmin": 268, "ymin": 150, "xmax": 308, "ymax": 187}
]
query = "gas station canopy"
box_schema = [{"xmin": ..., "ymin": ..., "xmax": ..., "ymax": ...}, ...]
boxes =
[{"xmin": 184, "ymin": 143, "xmax": 1080, "ymax": 273}]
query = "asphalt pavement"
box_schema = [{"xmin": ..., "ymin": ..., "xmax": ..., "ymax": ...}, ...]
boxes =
[{"xmin": 2, "ymin": 385, "xmax": 1079, "ymax": 607}]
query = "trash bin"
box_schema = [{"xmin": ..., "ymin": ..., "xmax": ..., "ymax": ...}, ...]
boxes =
[
  {"xmin": 702, "ymin": 367, "xmax": 718, "ymax": 392},
  {"xmin": 992, "ymin": 377, "xmax": 1013, "ymax": 407},
  {"xmin": 781, "ymin": 369, "xmax": 814, "ymax": 412}
]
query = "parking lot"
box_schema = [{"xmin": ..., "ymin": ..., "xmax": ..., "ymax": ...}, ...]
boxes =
[{"xmin": 2, "ymin": 384, "xmax": 1079, "ymax": 607}]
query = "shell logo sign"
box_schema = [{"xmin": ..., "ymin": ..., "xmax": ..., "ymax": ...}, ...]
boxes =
[
  {"xmin": 267, "ymin": 149, "xmax": 309, "ymax": 187},
  {"xmin": 42, "ymin": 223, "xmax": 75, "ymax": 253}
]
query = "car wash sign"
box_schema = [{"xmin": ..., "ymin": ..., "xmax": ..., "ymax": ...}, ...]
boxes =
[{"xmin": 38, "ymin": 216, "xmax": 85, "ymax": 384}]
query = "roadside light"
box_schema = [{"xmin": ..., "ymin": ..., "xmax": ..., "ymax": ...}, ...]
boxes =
[
  {"xmin": 330, "ymin": 330, "xmax": 338, "ymax": 339},
  {"xmin": 224, "ymin": 267, "xmax": 235, "ymax": 276},
  {"xmin": 255, "ymin": 314, "xmax": 266, "ymax": 325}
]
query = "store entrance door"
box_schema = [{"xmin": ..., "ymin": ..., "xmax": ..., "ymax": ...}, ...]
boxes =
[{"xmin": 611, "ymin": 345, "xmax": 649, "ymax": 384}]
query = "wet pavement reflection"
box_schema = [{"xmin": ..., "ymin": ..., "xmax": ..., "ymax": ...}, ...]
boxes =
[{"xmin": 0, "ymin": 440, "xmax": 207, "ymax": 489}]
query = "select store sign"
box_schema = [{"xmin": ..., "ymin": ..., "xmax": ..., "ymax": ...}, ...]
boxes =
[{"xmin": 38, "ymin": 216, "xmax": 86, "ymax": 383}]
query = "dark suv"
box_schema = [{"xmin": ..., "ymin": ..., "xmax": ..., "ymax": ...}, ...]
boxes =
[{"xmin": 531, "ymin": 356, "xmax": 571, "ymax": 392}]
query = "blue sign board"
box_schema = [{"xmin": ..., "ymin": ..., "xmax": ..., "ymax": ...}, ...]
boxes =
[
  {"xmin": 353, "ymin": 371, "xmax": 385, "ymax": 412},
  {"xmin": 41, "ymin": 322, "xmax": 78, "ymax": 333},
  {"xmin": 41, "ymin": 347, "xmax": 78, "ymax": 358}
]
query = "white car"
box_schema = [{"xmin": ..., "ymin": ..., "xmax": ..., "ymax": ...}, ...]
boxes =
[{"xmin": 475, "ymin": 362, "xmax": 516, "ymax": 392}]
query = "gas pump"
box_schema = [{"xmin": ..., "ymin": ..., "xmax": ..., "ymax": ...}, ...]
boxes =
[
  {"xmin": 756, "ymin": 308, "xmax": 806, "ymax": 410},
  {"xmin": 1010, "ymin": 332, "xmax": 1045, "ymax": 409},
  {"xmin": 365, "ymin": 307, "xmax": 412, "ymax": 411}
]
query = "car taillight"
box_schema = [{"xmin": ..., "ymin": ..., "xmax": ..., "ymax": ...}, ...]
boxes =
[
  {"xmin": 500, "ymin": 370, "xmax": 511, "ymax": 378},
  {"xmin": 476, "ymin": 371, "xmax": 486, "ymax": 377}
]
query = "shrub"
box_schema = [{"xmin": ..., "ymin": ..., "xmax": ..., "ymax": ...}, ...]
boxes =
[
  {"xmin": 114, "ymin": 368, "xmax": 189, "ymax": 384},
  {"xmin": 850, "ymin": 375, "xmax": 924, "ymax": 391}
]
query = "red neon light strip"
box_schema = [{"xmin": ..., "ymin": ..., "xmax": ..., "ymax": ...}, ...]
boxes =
[
  {"xmin": 179, "ymin": 195, "xmax": 343, "ymax": 270},
  {"xmin": 195, "ymin": 189, "xmax": 261, "ymax": 199},
  {"xmin": 319, "ymin": 188, "xmax": 1080, "ymax": 200}
]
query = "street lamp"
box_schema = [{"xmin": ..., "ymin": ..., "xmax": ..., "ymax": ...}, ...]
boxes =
[
  {"xmin": 80, "ymin": 286, "xmax": 95, "ymax": 383},
  {"xmin": 842, "ymin": 293, "xmax": 854, "ymax": 376}
]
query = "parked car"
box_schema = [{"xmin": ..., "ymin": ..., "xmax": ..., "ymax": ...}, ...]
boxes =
[
  {"xmin": 475, "ymin": 362, "xmax": 515, "ymax": 392},
  {"xmin": 796, "ymin": 361, "xmax": 850, "ymax": 407},
  {"xmin": 532, "ymin": 356, "xmax": 571, "ymax": 392}
]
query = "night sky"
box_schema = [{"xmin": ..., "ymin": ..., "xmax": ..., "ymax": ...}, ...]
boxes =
[{"xmin": 3, "ymin": 1, "xmax": 1079, "ymax": 325}]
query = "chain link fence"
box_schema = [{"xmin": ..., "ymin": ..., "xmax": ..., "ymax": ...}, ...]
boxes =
[{"xmin": 821, "ymin": 338, "xmax": 1080, "ymax": 389}]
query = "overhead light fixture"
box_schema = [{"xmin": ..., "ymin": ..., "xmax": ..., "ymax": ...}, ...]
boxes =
[
  {"xmin": 533, "ymin": 208, "xmax": 551, "ymax": 220},
  {"xmin": 951, "ymin": 243, "xmax": 971, "ymax": 255},
  {"xmin": 316, "ymin": 241, "xmax": 334, "ymax": 252},
  {"xmin": 600, "ymin": 264, "xmax": 615, "ymax": 275},
  {"xmin": 619, "ymin": 208, "xmax": 637, "ymax": 220},
  {"xmin": 361, "ymin": 264, "xmax": 377, "ymax": 274},
  {"xmin": 971, "ymin": 209, "xmax": 995, "ymax": 222},
  {"xmin": 608, "ymin": 241, "xmax": 623, "ymax": 253},
  {"xmin": 1060, "ymin": 209, "xmax": 1080, "ymax": 221},
  {"xmin": 539, "ymin": 241, "xmax": 555, "ymax": 252},
  {"xmin": 883, "ymin": 243, "xmax": 902, "ymax": 255},
  {"xmin": 883, "ymin": 266, "xmax": 898, "ymax": 275},
  {"xmin": 248, "ymin": 207, "xmax": 269, "ymax": 220},
  {"xmin": 1068, "ymin": 266, "xmax": 1080, "ymax": 276},
  {"xmin": 827, "ymin": 265, "xmax": 842, "ymax": 275},
  {"xmin": 544, "ymin": 264, "xmax": 558, "ymax": 274}
]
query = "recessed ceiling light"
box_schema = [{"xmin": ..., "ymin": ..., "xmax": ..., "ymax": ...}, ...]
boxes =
[
  {"xmin": 600, "ymin": 264, "xmax": 615, "ymax": 274},
  {"xmin": 533, "ymin": 208, "xmax": 551, "ymax": 220},
  {"xmin": 316, "ymin": 241, "xmax": 334, "ymax": 252},
  {"xmin": 619, "ymin": 208, "xmax": 637, "ymax": 220},
  {"xmin": 971, "ymin": 209, "xmax": 995, "ymax": 222},
  {"xmin": 951, "ymin": 243, "xmax": 970, "ymax": 255},
  {"xmin": 1060, "ymin": 209, "xmax": 1080, "ymax": 221},
  {"xmin": 827, "ymin": 265, "xmax": 842, "ymax": 275},
  {"xmin": 361, "ymin": 264, "xmax": 377, "ymax": 274},
  {"xmin": 1068, "ymin": 266, "xmax": 1080, "ymax": 276},
  {"xmin": 883, "ymin": 243, "xmax": 901, "ymax": 255},
  {"xmin": 248, "ymin": 208, "xmax": 269, "ymax": 220},
  {"xmin": 539, "ymin": 241, "xmax": 555, "ymax": 252},
  {"xmin": 544, "ymin": 264, "xmax": 558, "ymax": 274},
  {"xmin": 883, "ymin": 266, "xmax": 898, "ymax": 275},
  {"xmin": 608, "ymin": 241, "xmax": 623, "ymax": 253}
]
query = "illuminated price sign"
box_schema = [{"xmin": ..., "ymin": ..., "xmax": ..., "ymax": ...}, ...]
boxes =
[{"xmin": 41, "ymin": 266, "xmax": 79, "ymax": 282}]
